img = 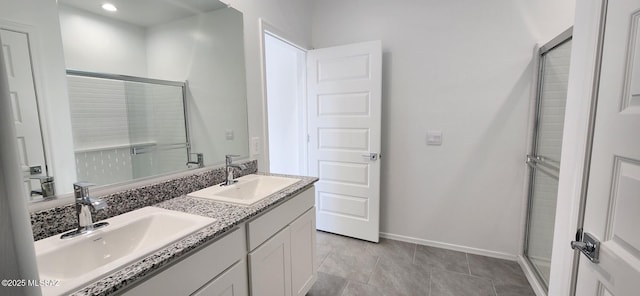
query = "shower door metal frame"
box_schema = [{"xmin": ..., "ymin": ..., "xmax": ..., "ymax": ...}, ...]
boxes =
[
  {"xmin": 65, "ymin": 69, "xmax": 192, "ymax": 158},
  {"xmin": 523, "ymin": 27, "xmax": 573, "ymax": 292}
]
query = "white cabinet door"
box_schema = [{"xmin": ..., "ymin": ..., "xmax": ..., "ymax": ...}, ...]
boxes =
[
  {"xmin": 574, "ymin": 0, "xmax": 640, "ymax": 294},
  {"xmin": 307, "ymin": 40, "xmax": 382, "ymax": 243},
  {"xmin": 290, "ymin": 208, "xmax": 316, "ymax": 296},
  {"xmin": 193, "ymin": 260, "xmax": 248, "ymax": 296},
  {"xmin": 248, "ymin": 227, "xmax": 292, "ymax": 296}
]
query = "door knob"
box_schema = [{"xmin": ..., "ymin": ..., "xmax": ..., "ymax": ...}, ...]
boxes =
[{"xmin": 571, "ymin": 230, "xmax": 600, "ymax": 263}]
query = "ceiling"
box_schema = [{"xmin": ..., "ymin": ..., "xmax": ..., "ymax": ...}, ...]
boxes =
[{"xmin": 58, "ymin": 0, "xmax": 228, "ymax": 28}]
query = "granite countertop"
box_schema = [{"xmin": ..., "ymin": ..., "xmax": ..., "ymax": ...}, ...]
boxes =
[{"xmin": 70, "ymin": 173, "xmax": 318, "ymax": 296}]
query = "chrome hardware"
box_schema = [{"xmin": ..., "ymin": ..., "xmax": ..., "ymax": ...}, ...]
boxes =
[
  {"xmin": 221, "ymin": 154, "xmax": 245, "ymax": 186},
  {"xmin": 526, "ymin": 154, "xmax": 560, "ymax": 171},
  {"xmin": 29, "ymin": 175, "xmax": 56, "ymax": 198},
  {"xmin": 61, "ymin": 182, "xmax": 109, "ymax": 239},
  {"xmin": 571, "ymin": 229, "xmax": 600, "ymax": 263},
  {"xmin": 361, "ymin": 153, "xmax": 379, "ymax": 161},
  {"xmin": 187, "ymin": 152, "xmax": 204, "ymax": 168},
  {"xmin": 30, "ymin": 165, "xmax": 42, "ymax": 175},
  {"xmin": 130, "ymin": 142, "xmax": 190, "ymax": 155}
]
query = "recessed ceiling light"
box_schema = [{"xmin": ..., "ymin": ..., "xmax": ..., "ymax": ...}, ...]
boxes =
[{"xmin": 101, "ymin": 3, "xmax": 118, "ymax": 12}]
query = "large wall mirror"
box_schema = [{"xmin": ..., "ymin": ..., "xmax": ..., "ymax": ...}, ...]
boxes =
[{"xmin": 0, "ymin": 0, "xmax": 249, "ymax": 203}]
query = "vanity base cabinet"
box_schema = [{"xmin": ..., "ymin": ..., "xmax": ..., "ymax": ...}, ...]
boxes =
[
  {"xmin": 290, "ymin": 208, "xmax": 316, "ymax": 296},
  {"xmin": 247, "ymin": 187, "xmax": 316, "ymax": 296},
  {"xmin": 118, "ymin": 186, "xmax": 316, "ymax": 296},
  {"xmin": 121, "ymin": 227, "xmax": 246, "ymax": 296},
  {"xmin": 248, "ymin": 227, "xmax": 292, "ymax": 296}
]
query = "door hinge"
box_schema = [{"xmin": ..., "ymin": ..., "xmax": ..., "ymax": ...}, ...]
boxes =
[{"xmin": 571, "ymin": 228, "xmax": 600, "ymax": 263}]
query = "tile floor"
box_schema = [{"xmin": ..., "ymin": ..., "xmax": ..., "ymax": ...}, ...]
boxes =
[{"xmin": 307, "ymin": 231, "xmax": 536, "ymax": 296}]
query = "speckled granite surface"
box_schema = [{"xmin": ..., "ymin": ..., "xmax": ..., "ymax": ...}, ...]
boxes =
[
  {"xmin": 36, "ymin": 167, "xmax": 317, "ymax": 296},
  {"xmin": 30, "ymin": 161, "xmax": 257, "ymax": 241}
]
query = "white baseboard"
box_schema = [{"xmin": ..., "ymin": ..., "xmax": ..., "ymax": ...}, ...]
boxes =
[
  {"xmin": 379, "ymin": 232, "xmax": 517, "ymax": 261},
  {"xmin": 518, "ymin": 255, "xmax": 548, "ymax": 296}
]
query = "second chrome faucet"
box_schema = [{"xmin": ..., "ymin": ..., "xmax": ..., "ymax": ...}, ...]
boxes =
[
  {"xmin": 222, "ymin": 155, "xmax": 246, "ymax": 186},
  {"xmin": 61, "ymin": 182, "xmax": 109, "ymax": 239}
]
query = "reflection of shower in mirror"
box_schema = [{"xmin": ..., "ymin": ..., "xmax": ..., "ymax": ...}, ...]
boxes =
[{"xmin": 66, "ymin": 71, "xmax": 190, "ymax": 188}]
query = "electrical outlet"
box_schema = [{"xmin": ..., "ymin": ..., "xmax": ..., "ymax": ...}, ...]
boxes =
[
  {"xmin": 251, "ymin": 137, "xmax": 261, "ymax": 155},
  {"xmin": 427, "ymin": 131, "xmax": 443, "ymax": 146},
  {"xmin": 225, "ymin": 129, "xmax": 234, "ymax": 140}
]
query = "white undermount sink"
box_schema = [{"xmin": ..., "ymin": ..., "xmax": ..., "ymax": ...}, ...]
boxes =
[
  {"xmin": 34, "ymin": 207, "xmax": 216, "ymax": 296},
  {"xmin": 187, "ymin": 174, "xmax": 301, "ymax": 206}
]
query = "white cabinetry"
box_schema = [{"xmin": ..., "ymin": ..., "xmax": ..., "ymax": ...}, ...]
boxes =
[
  {"xmin": 290, "ymin": 209, "xmax": 316, "ymax": 296},
  {"xmin": 122, "ymin": 228, "xmax": 247, "ymax": 296},
  {"xmin": 247, "ymin": 187, "xmax": 316, "ymax": 296},
  {"xmin": 192, "ymin": 260, "xmax": 248, "ymax": 296},
  {"xmin": 248, "ymin": 227, "xmax": 292, "ymax": 296},
  {"xmin": 119, "ymin": 185, "xmax": 316, "ymax": 296}
]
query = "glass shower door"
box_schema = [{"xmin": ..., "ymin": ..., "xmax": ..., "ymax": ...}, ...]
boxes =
[
  {"xmin": 126, "ymin": 80, "xmax": 189, "ymax": 178},
  {"xmin": 524, "ymin": 34, "xmax": 572, "ymax": 289}
]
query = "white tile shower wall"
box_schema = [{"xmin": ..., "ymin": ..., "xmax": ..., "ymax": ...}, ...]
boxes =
[
  {"xmin": 535, "ymin": 41, "xmax": 572, "ymax": 162},
  {"xmin": 146, "ymin": 83, "xmax": 187, "ymax": 145},
  {"xmin": 68, "ymin": 76, "xmax": 189, "ymax": 184},
  {"xmin": 527, "ymin": 169, "xmax": 559, "ymax": 281},
  {"xmin": 75, "ymin": 148, "xmax": 133, "ymax": 185},
  {"xmin": 67, "ymin": 76, "xmax": 131, "ymax": 150}
]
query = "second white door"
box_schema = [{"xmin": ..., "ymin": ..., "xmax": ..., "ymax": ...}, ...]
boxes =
[{"xmin": 307, "ymin": 41, "xmax": 382, "ymax": 243}]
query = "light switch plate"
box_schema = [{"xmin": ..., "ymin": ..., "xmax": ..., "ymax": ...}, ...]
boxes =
[
  {"xmin": 225, "ymin": 129, "xmax": 234, "ymax": 140},
  {"xmin": 427, "ymin": 131, "xmax": 443, "ymax": 146},
  {"xmin": 251, "ymin": 137, "xmax": 261, "ymax": 155}
]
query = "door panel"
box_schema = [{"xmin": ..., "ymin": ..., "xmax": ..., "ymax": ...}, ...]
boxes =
[
  {"xmin": 307, "ymin": 41, "xmax": 382, "ymax": 243},
  {"xmin": 1, "ymin": 29, "xmax": 47, "ymax": 199},
  {"xmin": 575, "ymin": 0, "xmax": 640, "ymax": 294}
]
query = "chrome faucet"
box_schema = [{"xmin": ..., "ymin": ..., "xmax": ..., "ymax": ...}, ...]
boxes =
[
  {"xmin": 61, "ymin": 182, "xmax": 109, "ymax": 239},
  {"xmin": 222, "ymin": 154, "xmax": 245, "ymax": 186},
  {"xmin": 187, "ymin": 153, "xmax": 204, "ymax": 168},
  {"xmin": 29, "ymin": 175, "xmax": 56, "ymax": 198},
  {"xmin": 187, "ymin": 152, "xmax": 204, "ymax": 168}
]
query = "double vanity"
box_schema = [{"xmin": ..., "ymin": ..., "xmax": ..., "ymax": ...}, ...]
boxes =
[{"xmin": 31, "ymin": 162, "xmax": 318, "ymax": 296}]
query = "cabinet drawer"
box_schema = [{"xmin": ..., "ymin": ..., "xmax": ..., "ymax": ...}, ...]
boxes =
[
  {"xmin": 246, "ymin": 186, "xmax": 314, "ymax": 251},
  {"xmin": 122, "ymin": 227, "xmax": 245, "ymax": 296},
  {"xmin": 192, "ymin": 259, "xmax": 248, "ymax": 296}
]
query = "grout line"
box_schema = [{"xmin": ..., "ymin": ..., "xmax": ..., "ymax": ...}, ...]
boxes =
[
  {"xmin": 428, "ymin": 270, "xmax": 432, "ymax": 296},
  {"xmin": 340, "ymin": 280, "xmax": 350, "ymax": 296},
  {"xmin": 366, "ymin": 256, "xmax": 380, "ymax": 284},
  {"xmin": 466, "ymin": 253, "xmax": 472, "ymax": 275},
  {"xmin": 412, "ymin": 243, "xmax": 417, "ymax": 264}
]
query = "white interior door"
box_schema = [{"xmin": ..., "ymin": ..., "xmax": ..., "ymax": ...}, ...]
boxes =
[
  {"xmin": 574, "ymin": 0, "xmax": 640, "ymax": 294},
  {"xmin": 1, "ymin": 29, "xmax": 46, "ymax": 197},
  {"xmin": 307, "ymin": 40, "xmax": 382, "ymax": 243}
]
